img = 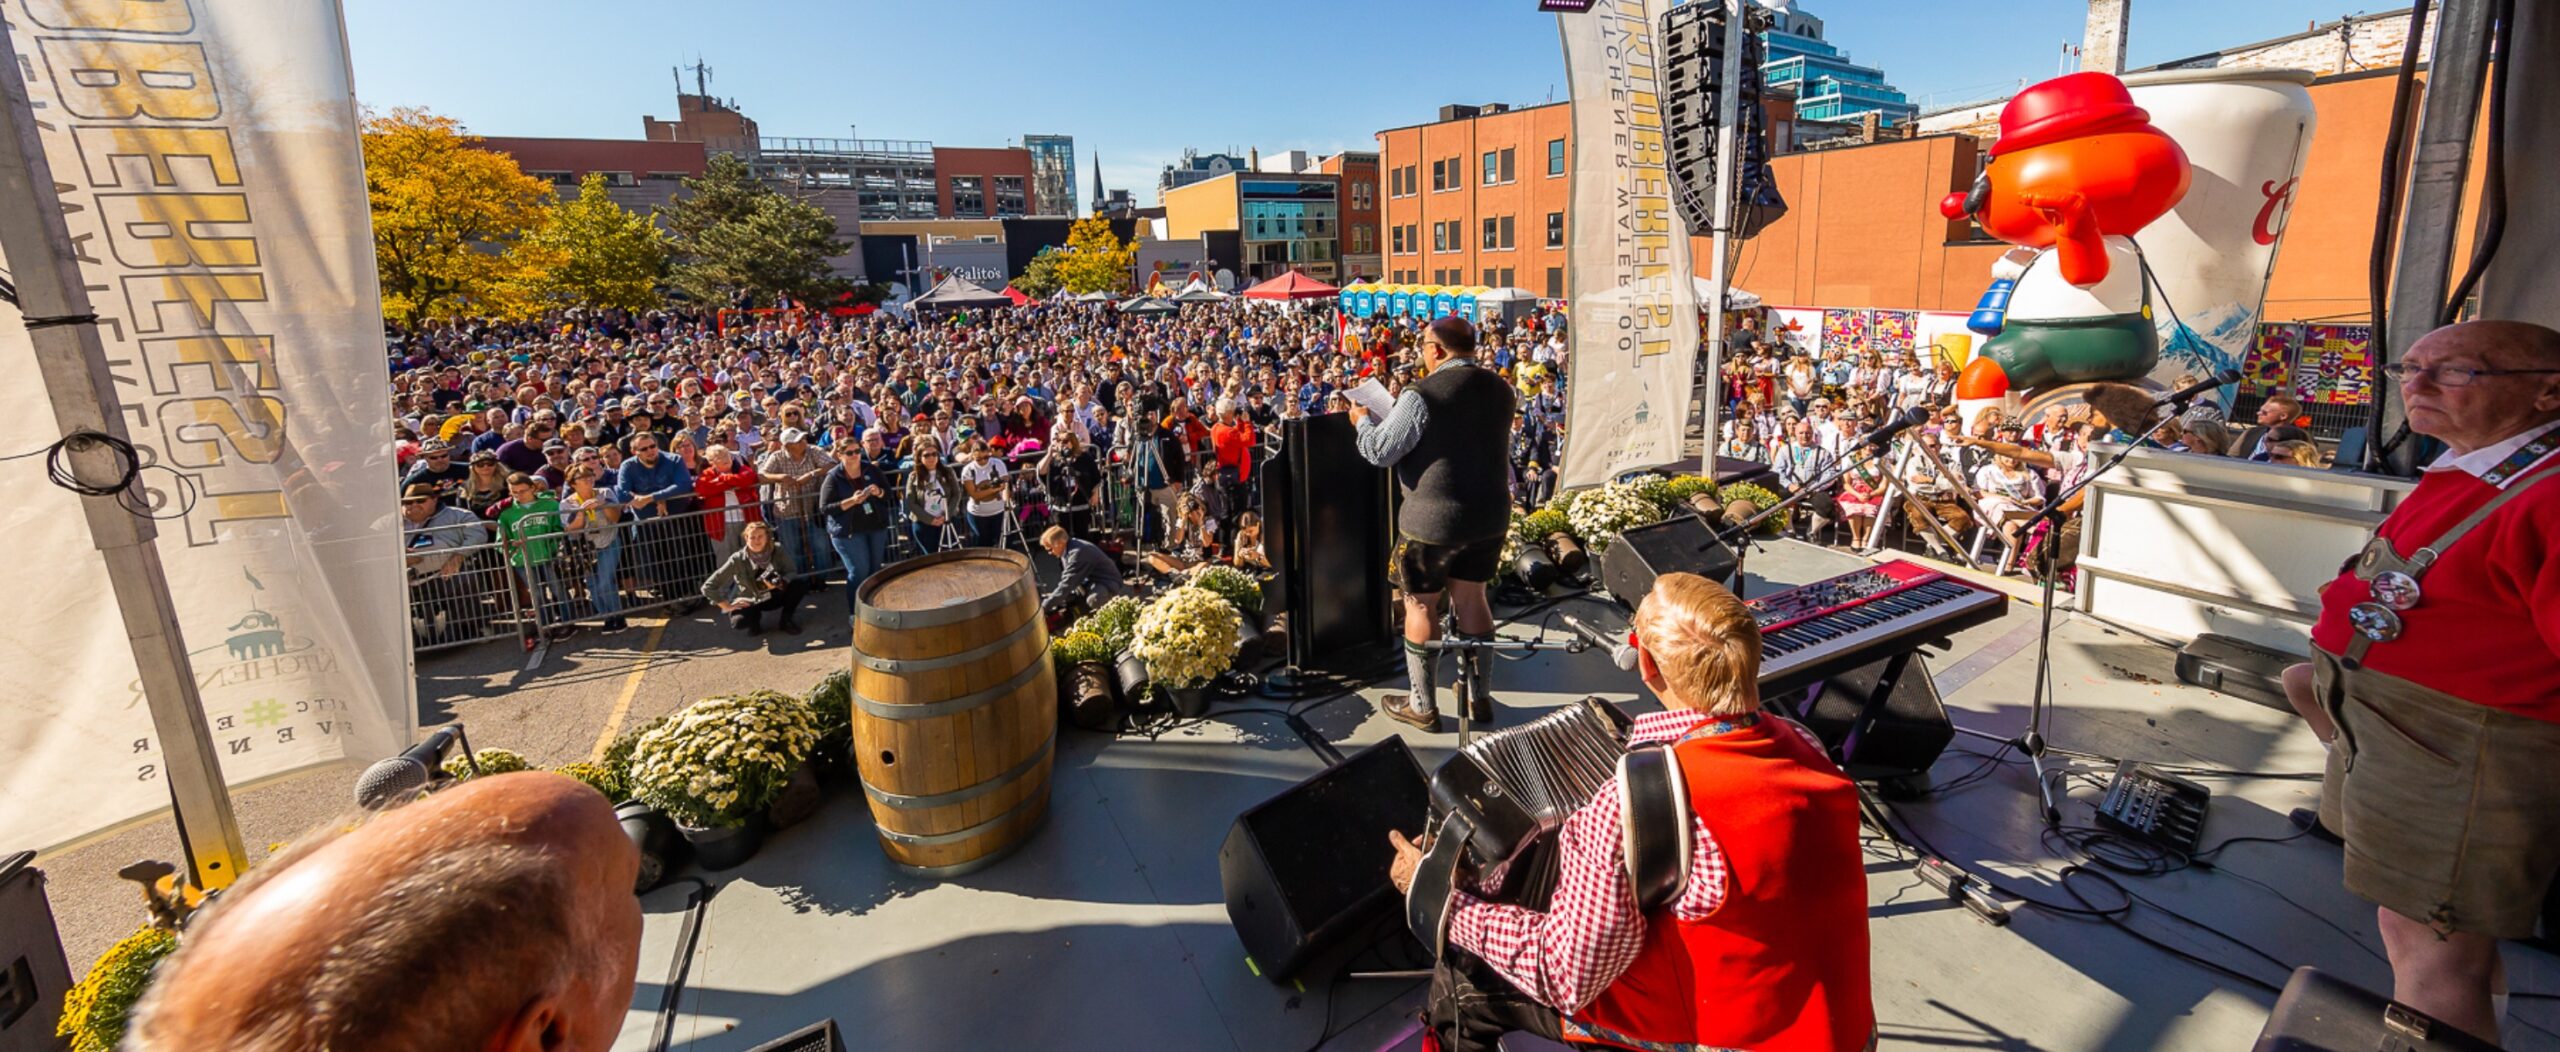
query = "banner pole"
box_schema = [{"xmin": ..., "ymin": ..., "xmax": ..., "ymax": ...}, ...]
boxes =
[
  {"xmin": 1698, "ymin": 0, "xmax": 1748, "ymax": 474},
  {"xmin": 0, "ymin": 28, "xmax": 246, "ymax": 889}
]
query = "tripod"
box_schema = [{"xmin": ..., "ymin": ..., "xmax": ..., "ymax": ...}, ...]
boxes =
[{"xmin": 1950, "ymin": 398, "xmax": 2195, "ymax": 824}]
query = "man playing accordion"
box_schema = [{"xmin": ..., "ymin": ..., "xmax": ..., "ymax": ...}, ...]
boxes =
[{"xmin": 1392, "ymin": 573, "xmax": 1874, "ymax": 1052}]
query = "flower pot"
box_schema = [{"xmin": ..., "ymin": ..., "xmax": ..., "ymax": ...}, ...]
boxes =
[
  {"xmin": 1512, "ymin": 546, "xmax": 1561, "ymax": 591},
  {"xmin": 1064, "ymin": 661, "xmax": 1122, "ymax": 732},
  {"xmin": 678, "ymin": 818, "xmax": 765, "ymax": 872},
  {"xmin": 1235, "ymin": 613, "xmax": 1267, "ymax": 662},
  {"xmin": 1115, "ymin": 651, "xmax": 1153, "ymax": 708},
  {"xmin": 764, "ymin": 760, "xmax": 825, "ymax": 831},
  {"xmin": 1164, "ymin": 682, "xmax": 1212, "ymax": 718},
  {"xmin": 1544, "ymin": 532, "xmax": 1589, "ymax": 575},
  {"xmin": 615, "ymin": 800, "xmax": 687, "ymax": 894}
]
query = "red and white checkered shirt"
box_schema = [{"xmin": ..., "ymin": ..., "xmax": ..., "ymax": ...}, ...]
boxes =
[{"xmin": 1446, "ymin": 709, "xmax": 1821, "ymax": 1015}]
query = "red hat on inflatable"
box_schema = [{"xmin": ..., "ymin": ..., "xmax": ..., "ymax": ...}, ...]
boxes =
[{"xmin": 1989, "ymin": 72, "xmax": 2153, "ymax": 157}]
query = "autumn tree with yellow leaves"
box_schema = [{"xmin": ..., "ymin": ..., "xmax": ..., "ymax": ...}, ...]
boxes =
[
  {"xmin": 363, "ymin": 108, "xmax": 555, "ymax": 327},
  {"xmin": 1052, "ymin": 217, "xmax": 1136, "ymax": 296}
]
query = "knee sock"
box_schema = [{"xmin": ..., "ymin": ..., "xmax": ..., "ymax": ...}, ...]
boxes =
[{"xmin": 1403, "ymin": 638, "xmax": 1437, "ymax": 711}]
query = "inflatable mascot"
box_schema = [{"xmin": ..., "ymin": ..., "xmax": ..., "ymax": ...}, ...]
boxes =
[{"xmin": 1942, "ymin": 71, "xmax": 2192, "ymax": 421}]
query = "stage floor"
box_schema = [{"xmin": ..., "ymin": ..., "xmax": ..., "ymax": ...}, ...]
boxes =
[{"xmin": 611, "ymin": 540, "xmax": 2560, "ymax": 1052}]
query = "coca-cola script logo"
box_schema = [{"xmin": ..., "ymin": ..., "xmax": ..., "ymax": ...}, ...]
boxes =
[{"xmin": 2253, "ymin": 178, "xmax": 2299, "ymax": 246}]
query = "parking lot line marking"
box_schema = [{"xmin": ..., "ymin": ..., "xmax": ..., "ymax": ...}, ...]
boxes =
[{"xmin": 589, "ymin": 617, "xmax": 670, "ymax": 763}]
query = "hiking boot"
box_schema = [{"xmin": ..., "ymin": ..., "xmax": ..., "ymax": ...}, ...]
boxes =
[{"xmin": 1382, "ymin": 693, "xmax": 1442, "ymax": 733}]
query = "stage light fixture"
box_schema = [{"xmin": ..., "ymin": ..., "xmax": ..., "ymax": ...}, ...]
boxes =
[{"xmin": 1540, "ymin": 0, "xmax": 1598, "ymax": 12}]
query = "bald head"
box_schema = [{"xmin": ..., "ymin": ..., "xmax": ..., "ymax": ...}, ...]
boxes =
[
  {"xmin": 130, "ymin": 772, "xmax": 641, "ymax": 1052},
  {"xmin": 2399, "ymin": 320, "xmax": 2560, "ymax": 453},
  {"xmin": 2416, "ymin": 319, "xmax": 2560, "ymax": 369}
]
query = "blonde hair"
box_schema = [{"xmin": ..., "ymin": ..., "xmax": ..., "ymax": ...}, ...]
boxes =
[{"xmin": 1632, "ymin": 572, "xmax": 1762, "ymax": 716}]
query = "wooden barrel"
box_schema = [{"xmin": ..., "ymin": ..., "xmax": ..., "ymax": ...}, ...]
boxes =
[{"xmin": 850, "ymin": 548, "xmax": 1057, "ymax": 877}]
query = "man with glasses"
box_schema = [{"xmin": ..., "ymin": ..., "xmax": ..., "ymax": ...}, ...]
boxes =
[
  {"xmin": 402, "ymin": 440, "xmax": 470, "ymax": 501},
  {"xmin": 2301, "ymin": 320, "xmax": 2560, "ymax": 1043},
  {"xmin": 616, "ymin": 434, "xmax": 695, "ymax": 604}
]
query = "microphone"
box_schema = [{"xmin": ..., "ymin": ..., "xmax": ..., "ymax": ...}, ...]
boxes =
[
  {"xmin": 1561, "ymin": 613, "xmax": 1640, "ymax": 671},
  {"xmin": 353, "ymin": 725, "xmax": 465, "ymax": 810},
  {"xmin": 2155, "ymin": 369, "xmax": 2241, "ymax": 409},
  {"xmin": 1858, "ymin": 406, "xmax": 1930, "ymax": 449}
]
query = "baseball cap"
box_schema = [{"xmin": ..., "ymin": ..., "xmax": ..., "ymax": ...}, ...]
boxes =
[
  {"xmin": 470, "ymin": 450, "xmax": 499, "ymax": 464},
  {"xmin": 543, "ymin": 439, "xmax": 568, "ymax": 452},
  {"xmin": 422, "ymin": 440, "xmax": 452, "ymax": 454},
  {"xmin": 780, "ymin": 427, "xmax": 808, "ymax": 444}
]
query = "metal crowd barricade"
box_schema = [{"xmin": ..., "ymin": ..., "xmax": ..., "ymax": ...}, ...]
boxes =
[
  {"xmin": 405, "ymin": 534, "xmax": 528, "ymax": 653},
  {"xmin": 409, "ymin": 452, "xmax": 1203, "ymax": 654}
]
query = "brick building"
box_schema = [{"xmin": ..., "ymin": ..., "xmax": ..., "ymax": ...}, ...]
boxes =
[
  {"xmin": 931, "ymin": 146, "xmax": 1041, "ymax": 219},
  {"xmin": 1377, "ymin": 102, "xmax": 1578, "ymax": 297},
  {"xmin": 1318, "ymin": 151, "xmax": 1381, "ymax": 282},
  {"xmin": 476, "ymin": 137, "xmax": 708, "ymax": 215}
]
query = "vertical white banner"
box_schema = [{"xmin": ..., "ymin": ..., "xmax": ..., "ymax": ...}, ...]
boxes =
[
  {"xmin": 0, "ymin": 0, "xmax": 411, "ymax": 852},
  {"xmin": 1556, "ymin": 0, "xmax": 1699, "ymax": 490}
]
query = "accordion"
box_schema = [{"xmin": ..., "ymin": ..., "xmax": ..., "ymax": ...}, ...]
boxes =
[{"xmin": 1407, "ymin": 697, "xmax": 1692, "ymax": 948}]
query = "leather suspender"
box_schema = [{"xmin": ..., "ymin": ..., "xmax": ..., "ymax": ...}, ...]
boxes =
[{"xmin": 2341, "ymin": 436, "xmax": 2560, "ymax": 668}]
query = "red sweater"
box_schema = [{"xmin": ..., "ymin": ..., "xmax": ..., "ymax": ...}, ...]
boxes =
[
  {"xmin": 2311, "ymin": 444, "xmax": 2560, "ymax": 719},
  {"xmin": 1569, "ymin": 720, "xmax": 1873, "ymax": 1052}
]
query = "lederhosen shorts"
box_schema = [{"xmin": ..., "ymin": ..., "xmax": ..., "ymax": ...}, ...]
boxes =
[{"xmin": 2315, "ymin": 435, "xmax": 2560, "ymax": 936}]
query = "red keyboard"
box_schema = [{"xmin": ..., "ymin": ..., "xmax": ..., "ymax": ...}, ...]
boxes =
[{"xmin": 1747, "ymin": 560, "xmax": 2008, "ymax": 696}]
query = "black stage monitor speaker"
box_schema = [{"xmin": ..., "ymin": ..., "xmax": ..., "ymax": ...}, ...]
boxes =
[
  {"xmin": 1264, "ymin": 413, "xmax": 1395, "ymax": 674},
  {"xmin": 0, "ymin": 853, "xmax": 71, "ymax": 1052},
  {"xmin": 1778, "ymin": 655, "xmax": 1953, "ymax": 785},
  {"xmin": 2252, "ymin": 966, "xmax": 2497, "ymax": 1051},
  {"xmin": 1600, "ymin": 516, "xmax": 1736, "ymax": 608},
  {"xmin": 1220, "ymin": 737, "xmax": 1429, "ymax": 980}
]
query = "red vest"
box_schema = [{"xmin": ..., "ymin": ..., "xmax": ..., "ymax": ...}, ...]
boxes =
[{"xmin": 1567, "ymin": 721, "xmax": 1874, "ymax": 1052}]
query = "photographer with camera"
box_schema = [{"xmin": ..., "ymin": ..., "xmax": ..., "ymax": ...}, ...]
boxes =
[{"xmin": 699, "ymin": 520, "xmax": 806, "ymax": 636}]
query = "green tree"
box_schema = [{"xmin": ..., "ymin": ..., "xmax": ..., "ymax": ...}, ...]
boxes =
[
  {"xmin": 662, "ymin": 154, "xmax": 850, "ymax": 306},
  {"xmin": 517, "ymin": 172, "xmax": 668, "ymax": 311},
  {"xmin": 1053, "ymin": 217, "xmax": 1135, "ymax": 295},
  {"xmin": 1012, "ymin": 247, "xmax": 1063, "ymax": 300},
  {"xmin": 363, "ymin": 108, "xmax": 555, "ymax": 327}
]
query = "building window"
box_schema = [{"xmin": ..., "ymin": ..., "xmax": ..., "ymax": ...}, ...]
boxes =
[
  {"xmin": 1433, "ymin": 222, "xmax": 1446, "ymax": 252},
  {"xmin": 994, "ymin": 175, "xmax": 1027, "ymax": 216},
  {"xmin": 1501, "ymin": 215, "xmax": 1514, "ymax": 249},
  {"xmin": 1500, "ymin": 267, "xmax": 1515, "ymax": 288},
  {"xmin": 1546, "ymin": 266, "xmax": 1565, "ymax": 298},
  {"xmin": 949, "ymin": 175, "xmax": 985, "ymax": 215},
  {"xmin": 1483, "ymin": 150, "xmax": 1499, "ymax": 186},
  {"xmin": 1431, "ymin": 159, "xmax": 1446, "ymax": 192},
  {"xmin": 1481, "ymin": 268, "xmax": 1496, "ymax": 286},
  {"xmin": 1391, "ymin": 225, "xmax": 1405, "ymax": 254},
  {"xmin": 1446, "ymin": 156, "xmax": 1462, "ymax": 190},
  {"xmin": 1548, "ymin": 138, "xmax": 1566, "ymax": 176},
  {"xmin": 1483, "ymin": 215, "xmax": 1514, "ymax": 251},
  {"xmin": 1546, "ymin": 211, "xmax": 1564, "ymax": 247}
]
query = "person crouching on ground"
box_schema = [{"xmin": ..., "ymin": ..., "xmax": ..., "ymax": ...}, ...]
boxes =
[
  {"xmin": 701, "ymin": 520, "xmax": 807, "ymax": 635},
  {"xmin": 1391, "ymin": 572, "xmax": 1874, "ymax": 1052}
]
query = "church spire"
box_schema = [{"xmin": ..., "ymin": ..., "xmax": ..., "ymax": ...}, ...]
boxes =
[{"xmin": 1090, "ymin": 152, "xmax": 1105, "ymax": 213}]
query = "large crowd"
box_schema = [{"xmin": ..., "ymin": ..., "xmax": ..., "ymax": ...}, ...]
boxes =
[
  {"xmin": 1709, "ymin": 323, "xmax": 2323, "ymax": 576},
  {"xmin": 389, "ymin": 296, "xmax": 2331, "ymax": 649},
  {"xmin": 388, "ymin": 299, "xmax": 1572, "ymax": 647}
]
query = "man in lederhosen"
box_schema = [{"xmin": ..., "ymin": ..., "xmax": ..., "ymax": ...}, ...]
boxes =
[
  {"xmin": 2308, "ymin": 320, "xmax": 2560, "ymax": 1042},
  {"xmin": 1354, "ymin": 316, "xmax": 1516, "ymax": 731}
]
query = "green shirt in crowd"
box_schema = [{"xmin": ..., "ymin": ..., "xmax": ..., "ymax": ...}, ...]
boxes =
[{"xmin": 495, "ymin": 493, "xmax": 565, "ymax": 569}]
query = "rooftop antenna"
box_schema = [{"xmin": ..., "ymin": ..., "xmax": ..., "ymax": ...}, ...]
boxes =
[{"xmin": 683, "ymin": 56, "xmax": 712, "ymax": 99}]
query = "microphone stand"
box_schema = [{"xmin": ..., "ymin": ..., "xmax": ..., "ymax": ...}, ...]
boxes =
[
  {"xmin": 1951, "ymin": 399, "xmax": 2194, "ymax": 825},
  {"xmin": 1707, "ymin": 436, "xmax": 1900, "ymax": 601}
]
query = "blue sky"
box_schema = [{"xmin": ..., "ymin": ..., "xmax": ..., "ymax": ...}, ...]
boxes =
[{"xmin": 344, "ymin": 0, "xmax": 2365, "ymax": 207}]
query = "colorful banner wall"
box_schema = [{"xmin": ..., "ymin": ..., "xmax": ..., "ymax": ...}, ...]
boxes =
[
  {"xmin": 1556, "ymin": 0, "xmax": 1699, "ymax": 488},
  {"xmin": 0, "ymin": 0, "xmax": 412, "ymax": 852}
]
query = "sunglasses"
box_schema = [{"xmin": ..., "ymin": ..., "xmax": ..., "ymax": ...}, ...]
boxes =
[{"xmin": 402, "ymin": 497, "xmax": 433, "ymax": 505}]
